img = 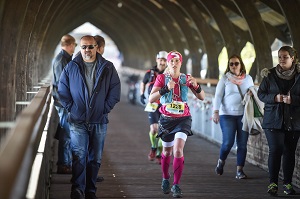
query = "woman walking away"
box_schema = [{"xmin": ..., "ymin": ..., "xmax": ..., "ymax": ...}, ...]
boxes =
[
  {"xmin": 212, "ymin": 54, "xmax": 254, "ymax": 179},
  {"xmin": 258, "ymin": 46, "xmax": 300, "ymax": 196},
  {"xmin": 149, "ymin": 51, "xmax": 205, "ymax": 198}
]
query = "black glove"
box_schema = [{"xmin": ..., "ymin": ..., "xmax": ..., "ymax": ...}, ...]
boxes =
[
  {"xmin": 159, "ymin": 85, "xmax": 170, "ymax": 96},
  {"xmin": 140, "ymin": 94, "xmax": 146, "ymax": 104}
]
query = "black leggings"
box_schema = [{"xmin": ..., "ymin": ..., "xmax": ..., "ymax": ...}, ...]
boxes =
[{"xmin": 264, "ymin": 129, "xmax": 300, "ymax": 184}]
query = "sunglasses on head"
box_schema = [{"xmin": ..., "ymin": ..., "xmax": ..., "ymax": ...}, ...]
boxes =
[
  {"xmin": 80, "ymin": 44, "xmax": 97, "ymax": 50},
  {"xmin": 229, "ymin": 62, "xmax": 240, "ymax": 66}
]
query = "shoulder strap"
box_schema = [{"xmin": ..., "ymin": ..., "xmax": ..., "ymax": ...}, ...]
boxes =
[
  {"xmin": 179, "ymin": 73, "xmax": 186, "ymax": 84},
  {"xmin": 148, "ymin": 69, "xmax": 156, "ymax": 84},
  {"xmin": 236, "ymin": 85, "xmax": 244, "ymax": 100}
]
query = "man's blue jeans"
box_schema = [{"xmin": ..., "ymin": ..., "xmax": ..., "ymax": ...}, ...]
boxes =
[
  {"xmin": 219, "ymin": 115, "xmax": 249, "ymax": 166},
  {"xmin": 69, "ymin": 122, "xmax": 107, "ymax": 193},
  {"xmin": 55, "ymin": 106, "xmax": 72, "ymax": 166}
]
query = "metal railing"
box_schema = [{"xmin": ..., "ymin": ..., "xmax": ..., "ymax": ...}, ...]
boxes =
[{"xmin": 0, "ymin": 85, "xmax": 56, "ymax": 199}]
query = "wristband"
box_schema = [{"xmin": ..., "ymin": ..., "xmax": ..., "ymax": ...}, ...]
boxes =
[
  {"xmin": 194, "ymin": 83, "xmax": 202, "ymax": 93},
  {"xmin": 159, "ymin": 85, "xmax": 170, "ymax": 95},
  {"xmin": 193, "ymin": 84, "xmax": 199, "ymax": 90}
]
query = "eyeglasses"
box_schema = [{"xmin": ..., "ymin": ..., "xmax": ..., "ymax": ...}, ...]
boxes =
[
  {"xmin": 229, "ymin": 62, "xmax": 240, "ymax": 66},
  {"xmin": 80, "ymin": 45, "xmax": 97, "ymax": 50}
]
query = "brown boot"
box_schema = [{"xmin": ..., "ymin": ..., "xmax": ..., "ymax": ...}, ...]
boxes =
[{"xmin": 57, "ymin": 165, "xmax": 72, "ymax": 174}]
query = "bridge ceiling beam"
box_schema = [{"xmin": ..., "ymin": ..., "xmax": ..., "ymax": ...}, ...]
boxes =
[
  {"xmin": 133, "ymin": 1, "xmax": 176, "ymax": 54},
  {"xmin": 232, "ymin": 0, "xmax": 273, "ymax": 82},
  {"xmin": 260, "ymin": 0, "xmax": 283, "ymax": 14},
  {"xmin": 128, "ymin": 0, "xmax": 172, "ymax": 58},
  {"xmin": 159, "ymin": 1, "xmax": 202, "ymax": 74},
  {"xmin": 45, "ymin": 1, "xmax": 98, "ymax": 51},
  {"xmin": 199, "ymin": 0, "xmax": 240, "ymax": 56},
  {"xmin": 277, "ymin": 0, "xmax": 300, "ymax": 51},
  {"xmin": 217, "ymin": 0, "xmax": 290, "ymax": 45},
  {"xmin": 141, "ymin": 1, "xmax": 186, "ymax": 55},
  {"xmin": 94, "ymin": 0, "xmax": 155, "ymax": 68},
  {"xmin": 175, "ymin": 1, "xmax": 203, "ymax": 77},
  {"xmin": 177, "ymin": 1, "xmax": 216, "ymax": 78},
  {"xmin": 196, "ymin": 0, "xmax": 241, "ymax": 78},
  {"xmin": 0, "ymin": 0, "xmax": 299, "ymax": 122}
]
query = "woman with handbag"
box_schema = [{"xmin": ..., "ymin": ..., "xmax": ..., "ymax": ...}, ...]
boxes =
[{"xmin": 212, "ymin": 54, "xmax": 254, "ymax": 179}]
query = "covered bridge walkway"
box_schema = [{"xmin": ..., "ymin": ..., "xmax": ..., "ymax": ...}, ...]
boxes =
[
  {"xmin": 49, "ymin": 95, "xmax": 298, "ymax": 199},
  {"xmin": 1, "ymin": 1, "xmax": 300, "ymax": 198}
]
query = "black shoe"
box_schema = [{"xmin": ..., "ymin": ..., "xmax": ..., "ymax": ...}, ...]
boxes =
[
  {"xmin": 70, "ymin": 188, "xmax": 84, "ymax": 199},
  {"xmin": 236, "ymin": 170, "xmax": 247, "ymax": 179},
  {"xmin": 283, "ymin": 183, "xmax": 296, "ymax": 195},
  {"xmin": 215, "ymin": 159, "xmax": 225, "ymax": 175},
  {"xmin": 267, "ymin": 183, "xmax": 278, "ymax": 196},
  {"xmin": 96, "ymin": 176, "xmax": 104, "ymax": 182},
  {"xmin": 85, "ymin": 192, "xmax": 97, "ymax": 199}
]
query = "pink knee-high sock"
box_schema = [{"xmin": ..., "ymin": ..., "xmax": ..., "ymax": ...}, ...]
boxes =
[
  {"xmin": 173, "ymin": 156, "xmax": 184, "ymax": 185},
  {"xmin": 161, "ymin": 153, "xmax": 171, "ymax": 179}
]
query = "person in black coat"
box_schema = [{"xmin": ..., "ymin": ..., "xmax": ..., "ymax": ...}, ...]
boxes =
[
  {"xmin": 52, "ymin": 34, "xmax": 77, "ymax": 174},
  {"xmin": 258, "ymin": 46, "xmax": 300, "ymax": 196}
]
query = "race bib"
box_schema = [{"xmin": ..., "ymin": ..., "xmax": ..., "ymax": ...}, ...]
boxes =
[
  {"xmin": 144, "ymin": 102, "xmax": 159, "ymax": 112},
  {"xmin": 165, "ymin": 101, "xmax": 185, "ymax": 114}
]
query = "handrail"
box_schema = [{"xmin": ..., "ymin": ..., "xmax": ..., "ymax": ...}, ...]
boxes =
[
  {"xmin": 121, "ymin": 66, "xmax": 219, "ymax": 86},
  {"xmin": 0, "ymin": 85, "xmax": 51, "ymax": 199}
]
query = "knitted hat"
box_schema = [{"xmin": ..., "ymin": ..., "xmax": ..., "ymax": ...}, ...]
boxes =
[{"xmin": 167, "ymin": 51, "xmax": 182, "ymax": 62}]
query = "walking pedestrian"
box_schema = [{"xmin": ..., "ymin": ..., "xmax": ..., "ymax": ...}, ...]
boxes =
[
  {"xmin": 93, "ymin": 34, "xmax": 106, "ymax": 183},
  {"xmin": 258, "ymin": 46, "xmax": 300, "ymax": 196},
  {"xmin": 212, "ymin": 54, "xmax": 254, "ymax": 179},
  {"xmin": 52, "ymin": 34, "xmax": 77, "ymax": 174},
  {"xmin": 58, "ymin": 35, "xmax": 121, "ymax": 199}
]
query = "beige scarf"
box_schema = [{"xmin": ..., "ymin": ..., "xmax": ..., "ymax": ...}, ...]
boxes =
[{"xmin": 275, "ymin": 64, "xmax": 296, "ymax": 80}]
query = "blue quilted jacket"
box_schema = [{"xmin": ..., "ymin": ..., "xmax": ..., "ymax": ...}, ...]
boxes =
[{"xmin": 58, "ymin": 53, "xmax": 121, "ymax": 124}]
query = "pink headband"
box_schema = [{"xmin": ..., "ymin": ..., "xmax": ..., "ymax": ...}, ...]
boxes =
[{"xmin": 167, "ymin": 51, "xmax": 182, "ymax": 62}]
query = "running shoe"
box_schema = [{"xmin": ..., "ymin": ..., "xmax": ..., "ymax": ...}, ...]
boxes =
[
  {"xmin": 236, "ymin": 170, "xmax": 247, "ymax": 179},
  {"xmin": 215, "ymin": 159, "xmax": 225, "ymax": 175},
  {"xmin": 148, "ymin": 148, "xmax": 156, "ymax": 161},
  {"xmin": 283, "ymin": 183, "xmax": 296, "ymax": 195},
  {"xmin": 161, "ymin": 178, "xmax": 170, "ymax": 194},
  {"xmin": 267, "ymin": 182, "xmax": 278, "ymax": 196},
  {"xmin": 171, "ymin": 184, "xmax": 183, "ymax": 198}
]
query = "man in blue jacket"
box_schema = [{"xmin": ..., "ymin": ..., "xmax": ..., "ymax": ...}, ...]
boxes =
[{"xmin": 58, "ymin": 35, "xmax": 121, "ymax": 199}]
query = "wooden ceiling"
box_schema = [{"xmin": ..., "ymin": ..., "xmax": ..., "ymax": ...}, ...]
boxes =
[{"xmin": 1, "ymin": 0, "xmax": 300, "ymax": 120}]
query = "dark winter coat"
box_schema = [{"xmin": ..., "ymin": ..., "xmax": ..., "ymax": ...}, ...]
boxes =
[
  {"xmin": 52, "ymin": 49, "xmax": 72, "ymax": 107},
  {"xmin": 258, "ymin": 66, "xmax": 300, "ymax": 131},
  {"xmin": 58, "ymin": 53, "xmax": 121, "ymax": 124}
]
